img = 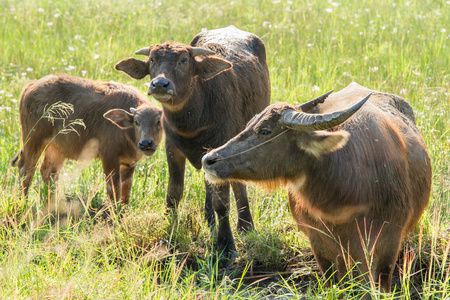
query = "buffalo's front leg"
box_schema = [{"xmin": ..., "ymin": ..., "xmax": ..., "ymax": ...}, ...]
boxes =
[
  {"xmin": 231, "ymin": 182, "xmax": 254, "ymax": 232},
  {"xmin": 120, "ymin": 164, "xmax": 136, "ymax": 205},
  {"xmin": 165, "ymin": 142, "xmax": 186, "ymax": 209},
  {"xmin": 100, "ymin": 154, "xmax": 122, "ymax": 204},
  {"xmin": 204, "ymin": 180, "xmax": 216, "ymax": 229},
  {"xmin": 210, "ymin": 182, "xmax": 236, "ymax": 257}
]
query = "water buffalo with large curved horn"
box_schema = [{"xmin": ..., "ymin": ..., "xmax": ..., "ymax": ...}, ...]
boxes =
[{"xmin": 202, "ymin": 82, "xmax": 431, "ymax": 293}]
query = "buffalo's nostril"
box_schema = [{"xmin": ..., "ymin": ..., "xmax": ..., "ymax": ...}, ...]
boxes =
[
  {"xmin": 151, "ymin": 77, "xmax": 171, "ymax": 92},
  {"xmin": 202, "ymin": 154, "xmax": 218, "ymax": 167},
  {"xmin": 139, "ymin": 139, "xmax": 155, "ymax": 149}
]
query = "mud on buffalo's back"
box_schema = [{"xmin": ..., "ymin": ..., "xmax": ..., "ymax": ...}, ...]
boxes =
[{"xmin": 190, "ymin": 25, "xmax": 268, "ymax": 63}]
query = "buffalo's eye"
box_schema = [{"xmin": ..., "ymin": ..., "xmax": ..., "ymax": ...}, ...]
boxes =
[
  {"xmin": 150, "ymin": 58, "xmax": 155, "ymax": 64},
  {"xmin": 134, "ymin": 119, "xmax": 140, "ymax": 126},
  {"xmin": 155, "ymin": 119, "xmax": 161, "ymax": 127},
  {"xmin": 258, "ymin": 128, "xmax": 272, "ymax": 136},
  {"xmin": 179, "ymin": 58, "xmax": 188, "ymax": 64}
]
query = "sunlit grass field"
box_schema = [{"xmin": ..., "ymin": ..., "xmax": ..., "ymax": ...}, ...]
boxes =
[{"xmin": 1, "ymin": 0, "xmax": 449, "ymax": 298}]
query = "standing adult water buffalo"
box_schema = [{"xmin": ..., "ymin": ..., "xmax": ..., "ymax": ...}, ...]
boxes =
[
  {"xmin": 115, "ymin": 26, "xmax": 270, "ymax": 256},
  {"xmin": 202, "ymin": 82, "xmax": 431, "ymax": 293},
  {"xmin": 11, "ymin": 74, "xmax": 163, "ymax": 204}
]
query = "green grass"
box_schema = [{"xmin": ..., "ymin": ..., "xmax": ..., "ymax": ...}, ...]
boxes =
[{"xmin": 1, "ymin": 0, "xmax": 449, "ymax": 298}]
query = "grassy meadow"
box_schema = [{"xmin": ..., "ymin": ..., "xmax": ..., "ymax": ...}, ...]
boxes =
[{"xmin": 1, "ymin": 0, "xmax": 449, "ymax": 298}]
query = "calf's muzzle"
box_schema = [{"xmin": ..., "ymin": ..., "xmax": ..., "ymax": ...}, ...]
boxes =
[{"xmin": 138, "ymin": 139, "xmax": 157, "ymax": 154}]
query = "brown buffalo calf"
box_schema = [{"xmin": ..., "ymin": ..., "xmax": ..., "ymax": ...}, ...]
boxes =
[{"xmin": 11, "ymin": 74, "xmax": 162, "ymax": 204}]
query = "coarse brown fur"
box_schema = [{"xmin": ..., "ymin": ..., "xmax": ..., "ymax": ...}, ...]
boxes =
[
  {"xmin": 12, "ymin": 74, "xmax": 163, "ymax": 204},
  {"xmin": 203, "ymin": 82, "xmax": 431, "ymax": 295},
  {"xmin": 115, "ymin": 26, "xmax": 271, "ymax": 256}
]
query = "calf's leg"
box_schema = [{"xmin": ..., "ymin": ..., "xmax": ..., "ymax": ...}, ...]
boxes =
[
  {"xmin": 119, "ymin": 164, "xmax": 135, "ymax": 205},
  {"xmin": 100, "ymin": 156, "xmax": 122, "ymax": 204},
  {"xmin": 17, "ymin": 139, "xmax": 47, "ymax": 196},
  {"xmin": 40, "ymin": 143, "xmax": 65, "ymax": 184}
]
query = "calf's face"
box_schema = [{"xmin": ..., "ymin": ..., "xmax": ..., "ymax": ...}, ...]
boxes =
[
  {"xmin": 114, "ymin": 43, "xmax": 232, "ymax": 109},
  {"xmin": 104, "ymin": 105, "xmax": 163, "ymax": 156}
]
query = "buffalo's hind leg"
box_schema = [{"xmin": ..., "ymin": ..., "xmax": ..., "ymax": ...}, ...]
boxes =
[
  {"xmin": 40, "ymin": 143, "xmax": 65, "ymax": 185},
  {"xmin": 231, "ymin": 181, "xmax": 254, "ymax": 232},
  {"xmin": 17, "ymin": 139, "xmax": 48, "ymax": 197}
]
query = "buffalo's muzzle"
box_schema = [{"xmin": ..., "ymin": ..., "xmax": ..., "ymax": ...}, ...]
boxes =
[
  {"xmin": 138, "ymin": 139, "xmax": 157, "ymax": 153},
  {"xmin": 202, "ymin": 153, "xmax": 218, "ymax": 168},
  {"xmin": 149, "ymin": 77, "xmax": 175, "ymax": 99}
]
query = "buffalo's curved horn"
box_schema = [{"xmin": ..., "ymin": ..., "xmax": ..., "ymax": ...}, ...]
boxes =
[
  {"xmin": 130, "ymin": 107, "xmax": 137, "ymax": 115},
  {"xmin": 135, "ymin": 47, "xmax": 150, "ymax": 56},
  {"xmin": 280, "ymin": 93, "xmax": 372, "ymax": 131},
  {"xmin": 297, "ymin": 90, "xmax": 334, "ymax": 112},
  {"xmin": 191, "ymin": 47, "xmax": 216, "ymax": 57}
]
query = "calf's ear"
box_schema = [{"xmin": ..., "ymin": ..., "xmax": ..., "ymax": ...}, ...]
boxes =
[
  {"xmin": 194, "ymin": 56, "xmax": 232, "ymax": 80},
  {"xmin": 115, "ymin": 58, "xmax": 149, "ymax": 79},
  {"xmin": 297, "ymin": 130, "xmax": 350, "ymax": 158},
  {"xmin": 104, "ymin": 109, "xmax": 134, "ymax": 129}
]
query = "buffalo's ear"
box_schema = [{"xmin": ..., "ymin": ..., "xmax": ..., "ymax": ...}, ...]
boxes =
[
  {"xmin": 115, "ymin": 58, "xmax": 149, "ymax": 79},
  {"xmin": 194, "ymin": 56, "xmax": 232, "ymax": 80},
  {"xmin": 104, "ymin": 109, "xmax": 134, "ymax": 129},
  {"xmin": 297, "ymin": 130, "xmax": 350, "ymax": 158}
]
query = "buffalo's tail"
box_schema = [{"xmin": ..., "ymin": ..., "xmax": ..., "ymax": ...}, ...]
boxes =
[{"xmin": 10, "ymin": 149, "xmax": 22, "ymax": 167}]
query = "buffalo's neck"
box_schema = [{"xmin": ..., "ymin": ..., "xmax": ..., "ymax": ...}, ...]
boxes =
[
  {"xmin": 161, "ymin": 85, "xmax": 207, "ymax": 134},
  {"xmin": 161, "ymin": 84, "xmax": 222, "ymax": 169}
]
